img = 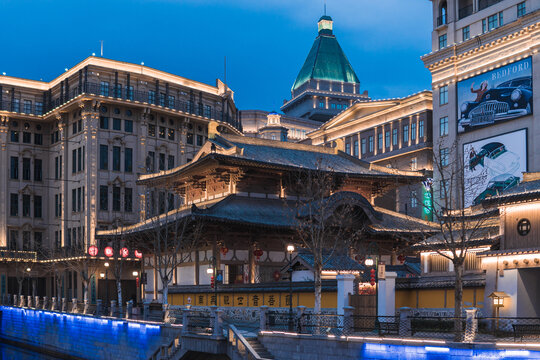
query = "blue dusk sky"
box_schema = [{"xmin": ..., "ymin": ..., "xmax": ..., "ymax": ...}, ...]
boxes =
[{"xmin": 0, "ymin": 0, "xmax": 433, "ymax": 111}]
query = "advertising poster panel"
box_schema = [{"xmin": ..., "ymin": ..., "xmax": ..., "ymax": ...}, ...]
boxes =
[
  {"xmin": 457, "ymin": 57, "xmax": 532, "ymax": 133},
  {"xmin": 463, "ymin": 129, "xmax": 527, "ymax": 207}
]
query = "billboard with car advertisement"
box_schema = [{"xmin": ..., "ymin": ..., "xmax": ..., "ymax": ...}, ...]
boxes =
[
  {"xmin": 463, "ymin": 129, "xmax": 527, "ymax": 207},
  {"xmin": 457, "ymin": 57, "xmax": 532, "ymax": 134}
]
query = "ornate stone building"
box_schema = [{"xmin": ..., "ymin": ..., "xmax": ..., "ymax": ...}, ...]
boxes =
[{"xmin": 0, "ymin": 56, "xmax": 241, "ymax": 300}]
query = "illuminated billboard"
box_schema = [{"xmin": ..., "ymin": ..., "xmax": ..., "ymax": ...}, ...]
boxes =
[
  {"xmin": 457, "ymin": 57, "xmax": 532, "ymax": 134},
  {"xmin": 463, "ymin": 129, "xmax": 527, "ymax": 207}
]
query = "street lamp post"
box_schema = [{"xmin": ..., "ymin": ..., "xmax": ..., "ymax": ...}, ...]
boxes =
[
  {"xmin": 287, "ymin": 245, "xmax": 295, "ymax": 331},
  {"xmin": 104, "ymin": 262, "xmax": 109, "ymax": 311},
  {"xmin": 364, "ymin": 242, "xmax": 380, "ymax": 319},
  {"xmin": 207, "ymin": 256, "xmax": 218, "ymax": 306}
]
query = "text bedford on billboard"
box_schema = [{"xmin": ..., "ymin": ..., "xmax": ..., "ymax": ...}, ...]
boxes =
[
  {"xmin": 457, "ymin": 57, "xmax": 532, "ymax": 134},
  {"xmin": 463, "ymin": 129, "xmax": 527, "ymax": 207}
]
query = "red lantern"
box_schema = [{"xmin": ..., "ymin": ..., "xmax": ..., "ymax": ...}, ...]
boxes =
[
  {"xmin": 210, "ymin": 276, "xmax": 215, "ymax": 289},
  {"xmin": 104, "ymin": 246, "xmax": 114, "ymax": 257},
  {"xmin": 134, "ymin": 250, "xmax": 143, "ymax": 259},
  {"xmin": 253, "ymin": 249, "xmax": 263, "ymax": 260},
  {"xmin": 220, "ymin": 247, "xmax": 228, "ymax": 256},
  {"xmin": 120, "ymin": 247, "xmax": 129, "ymax": 258},
  {"xmin": 273, "ymin": 270, "xmax": 281, "ymax": 281},
  {"xmin": 397, "ymin": 254, "xmax": 406, "ymax": 264},
  {"xmin": 88, "ymin": 245, "xmax": 98, "ymax": 257},
  {"xmin": 370, "ymin": 268, "xmax": 376, "ymax": 286}
]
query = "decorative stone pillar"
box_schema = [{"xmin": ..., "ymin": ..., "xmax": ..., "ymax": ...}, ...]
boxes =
[
  {"xmin": 259, "ymin": 305, "xmax": 269, "ymax": 331},
  {"xmin": 213, "ymin": 308, "xmax": 223, "ymax": 339},
  {"xmin": 336, "ymin": 274, "xmax": 355, "ymax": 316},
  {"xmin": 126, "ymin": 300, "xmax": 133, "ymax": 319},
  {"xmin": 61, "ymin": 298, "xmax": 67, "ymax": 312},
  {"xmin": 13, "ymin": 294, "xmax": 18, "ymax": 307},
  {"xmin": 399, "ymin": 307, "xmax": 412, "ymax": 337},
  {"xmin": 34, "ymin": 296, "xmax": 40, "ymax": 309},
  {"xmin": 83, "ymin": 299, "xmax": 89, "ymax": 314},
  {"xmin": 72, "ymin": 298, "xmax": 78, "ymax": 313},
  {"xmin": 51, "ymin": 297, "xmax": 57, "ymax": 311},
  {"xmin": 182, "ymin": 308, "xmax": 190, "ymax": 334},
  {"xmin": 464, "ymin": 308, "xmax": 478, "ymax": 343},
  {"xmin": 296, "ymin": 306, "xmax": 306, "ymax": 333},
  {"xmin": 27, "ymin": 295, "xmax": 33, "ymax": 308},
  {"xmin": 43, "ymin": 297, "xmax": 48, "ymax": 310},
  {"xmin": 110, "ymin": 300, "xmax": 117, "ymax": 317},
  {"xmin": 163, "ymin": 303, "xmax": 170, "ymax": 323},
  {"xmin": 96, "ymin": 300, "xmax": 102, "ymax": 316}
]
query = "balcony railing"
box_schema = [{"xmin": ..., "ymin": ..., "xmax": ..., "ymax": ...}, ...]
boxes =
[
  {"xmin": 437, "ymin": 14, "xmax": 447, "ymax": 27},
  {"xmin": 479, "ymin": 0, "xmax": 502, "ymax": 11},
  {"xmin": 0, "ymin": 82, "xmax": 241, "ymax": 131},
  {"xmin": 459, "ymin": 4, "xmax": 473, "ymax": 19}
]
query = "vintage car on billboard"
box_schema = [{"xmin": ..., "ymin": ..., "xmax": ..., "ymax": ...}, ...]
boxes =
[
  {"xmin": 459, "ymin": 76, "xmax": 532, "ymax": 131},
  {"xmin": 473, "ymin": 174, "xmax": 520, "ymax": 205},
  {"xmin": 468, "ymin": 141, "xmax": 520, "ymax": 177}
]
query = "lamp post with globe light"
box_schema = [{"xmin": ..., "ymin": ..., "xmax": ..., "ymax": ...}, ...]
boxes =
[
  {"xmin": 287, "ymin": 244, "xmax": 295, "ymax": 331},
  {"xmin": 363, "ymin": 242, "xmax": 379, "ymax": 319}
]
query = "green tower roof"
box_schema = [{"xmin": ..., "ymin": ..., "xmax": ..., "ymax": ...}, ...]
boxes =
[{"xmin": 292, "ymin": 16, "xmax": 360, "ymax": 92}]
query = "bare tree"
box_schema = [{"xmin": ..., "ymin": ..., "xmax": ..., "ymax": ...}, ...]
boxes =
[
  {"xmin": 64, "ymin": 245, "xmax": 99, "ymax": 304},
  {"xmin": 290, "ymin": 160, "xmax": 363, "ymax": 314},
  {"xmin": 138, "ymin": 188, "xmax": 203, "ymax": 306},
  {"xmin": 38, "ymin": 247, "xmax": 64, "ymax": 300},
  {"xmin": 412, "ymin": 140, "xmax": 498, "ymax": 340}
]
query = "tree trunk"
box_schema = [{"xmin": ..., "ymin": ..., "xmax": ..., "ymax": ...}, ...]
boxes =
[
  {"xmin": 162, "ymin": 279, "xmax": 169, "ymax": 305},
  {"xmin": 454, "ymin": 261, "xmax": 464, "ymax": 342},
  {"xmin": 314, "ymin": 263, "xmax": 322, "ymax": 315},
  {"xmin": 17, "ymin": 280, "xmax": 23, "ymax": 296},
  {"xmin": 116, "ymin": 280, "xmax": 123, "ymax": 310},
  {"xmin": 82, "ymin": 279, "xmax": 88, "ymax": 303}
]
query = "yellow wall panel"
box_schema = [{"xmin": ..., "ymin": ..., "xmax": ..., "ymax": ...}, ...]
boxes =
[
  {"xmin": 298, "ymin": 292, "xmax": 315, "ymax": 308},
  {"xmin": 233, "ymin": 294, "xmax": 248, "ymax": 307},
  {"xmin": 263, "ymin": 293, "xmax": 280, "ymax": 307},
  {"xmin": 418, "ymin": 289, "xmax": 446, "ymax": 308},
  {"xmin": 248, "ymin": 293, "xmax": 263, "ymax": 307},
  {"xmin": 395, "ymin": 290, "xmax": 417, "ymax": 309},
  {"xmin": 322, "ymin": 292, "xmax": 337, "ymax": 308}
]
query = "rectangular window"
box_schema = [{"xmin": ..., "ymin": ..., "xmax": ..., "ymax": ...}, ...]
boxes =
[
  {"xmin": 385, "ymin": 131, "xmax": 390, "ymax": 148},
  {"xmin": 78, "ymin": 148, "xmax": 82, "ymax": 172},
  {"xmin": 197, "ymin": 135, "xmax": 203, "ymax": 146},
  {"xmin": 484, "ymin": 12, "xmax": 503, "ymax": 32},
  {"xmin": 112, "ymin": 146, "xmax": 121, "ymax": 171},
  {"xmin": 112, "ymin": 186, "xmax": 121, "ymax": 212},
  {"xmin": 159, "ymin": 126, "xmax": 166, "ymax": 139},
  {"xmin": 187, "ymin": 133, "xmax": 194, "ymax": 145},
  {"xmin": 419, "ymin": 121, "xmax": 425, "ymax": 138},
  {"xmin": 127, "ymin": 86, "xmax": 134, "ymax": 100},
  {"xmin": 35, "ymin": 102, "xmax": 43, "ymax": 115},
  {"xmin": 125, "ymin": 120, "xmax": 133, "ymax": 133},
  {"xmin": 168, "ymin": 95, "xmax": 175, "ymax": 109},
  {"xmin": 148, "ymin": 124, "xmax": 156, "ymax": 137},
  {"xmin": 147, "ymin": 151, "xmax": 155, "ymax": 172},
  {"xmin": 360, "ymin": 138, "xmax": 366, "ymax": 155},
  {"xmin": 34, "ymin": 232, "xmax": 42, "ymax": 251},
  {"xmin": 368, "ymin": 136, "xmax": 374, "ymax": 152},
  {"xmin": 10, "ymin": 193, "xmax": 18, "ymax": 216},
  {"xmin": 354, "ymin": 140, "xmax": 359, "ymax": 157},
  {"xmin": 55, "ymin": 157, "xmax": 59, "ymax": 179},
  {"xmin": 22, "ymin": 132, "xmax": 31, "ymax": 143},
  {"xmin": 168, "ymin": 155, "xmax": 174, "ymax": 170},
  {"xmin": 168, "ymin": 128, "xmax": 175, "ymax": 141},
  {"xmin": 319, "ymin": 102, "xmax": 324, "ymax": 108},
  {"xmin": 125, "ymin": 148, "xmax": 133, "ymax": 172},
  {"xmin": 99, "ymin": 185, "xmax": 108, "ymax": 211},
  {"xmin": 411, "ymin": 157, "xmax": 418, "ymax": 171},
  {"xmin": 440, "ymin": 116, "xmax": 449, "ymax": 136},
  {"xmin": 9, "ymin": 230, "xmax": 18, "ymax": 250},
  {"xmin": 114, "ymin": 84, "xmax": 122, "ymax": 98},
  {"xmin": 72, "ymin": 188, "xmax": 76, "ymax": 212},
  {"xmin": 439, "ymin": 85, "xmax": 448, "ymax": 105},
  {"xmin": 148, "ymin": 90, "xmax": 155, "ymax": 104},
  {"xmin": 159, "ymin": 93, "xmax": 166, "ymax": 106},
  {"xmin": 22, "ymin": 194, "xmax": 30, "ymax": 217},
  {"xmin": 440, "ymin": 148, "xmax": 449, "ymax": 167},
  {"xmin": 77, "ymin": 187, "xmax": 82, "ymax": 212},
  {"xmin": 517, "ymin": 2, "xmax": 526, "ymax": 17},
  {"xmin": 72, "ymin": 149, "xmax": 77, "ymax": 174},
  {"xmin": 378, "ymin": 132, "xmax": 383, "ymax": 150},
  {"xmin": 10, "ymin": 157, "xmax": 18, "ymax": 179},
  {"xmin": 100, "ymin": 81, "xmax": 110, "ymax": 96},
  {"xmin": 438, "ymin": 33, "xmax": 447, "ymax": 49},
  {"xmin": 22, "ymin": 158, "xmax": 31, "ymax": 180},
  {"xmin": 113, "ymin": 118, "xmax": 122, "ymax": 131},
  {"xmin": 23, "ymin": 100, "xmax": 32, "ymax": 114},
  {"xmin": 34, "ymin": 159, "xmax": 42, "ymax": 181},
  {"xmin": 403, "ymin": 125, "xmax": 409, "ymax": 143},
  {"xmin": 34, "ymin": 133, "xmax": 43, "ymax": 145},
  {"xmin": 125, "ymin": 187, "xmax": 133, "ymax": 212},
  {"xmin": 392, "ymin": 128, "xmax": 398, "ymax": 146},
  {"xmin": 54, "ymin": 194, "xmax": 59, "ymax": 217},
  {"xmin": 345, "ymin": 142, "xmax": 351, "ymax": 155},
  {"xmin": 10, "ymin": 131, "xmax": 19, "ymax": 142},
  {"xmin": 12, "ymin": 99, "xmax": 19, "ymax": 112},
  {"xmin": 462, "ymin": 26, "xmax": 470, "ymax": 41},
  {"xmin": 410, "ymin": 191, "xmax": 418, "ymax": 208},
  {"xmin": 100, "ymin": 116, "xmax": 109, "ymax": 129},
  {"xmin": 22, "ymin": 231, "xmax": 30, "ymax": 250},
  {"xmin": 168, "ymin": 193, "xmax": 175, "ymax": 212},
  {"xmin": 411, "ymin": 123, "xmax": 417, "ymax": 141},
  {"xmin": 204, "ymin": 105, "xmax": 211, "ymax": 118},
  {"xmin": 159, "ymin": 153, "xmax": 165, "ymax": 171},
  {"xmin": 99, "ymin": 144, "xmax": 108, "ymax": 170}
]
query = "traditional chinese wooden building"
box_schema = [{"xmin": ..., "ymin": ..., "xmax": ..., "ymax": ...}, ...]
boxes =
[{"xmin": 97, "ymin": 130, "xmax": 436, "ymax": 307}]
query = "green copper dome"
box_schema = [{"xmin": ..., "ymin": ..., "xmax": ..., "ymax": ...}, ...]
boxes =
[{"xmin": 292, "ymin": 16, "xmax": 360, "ymax": 92}]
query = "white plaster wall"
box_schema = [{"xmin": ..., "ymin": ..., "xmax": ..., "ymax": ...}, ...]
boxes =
[
  {"xmin": 497, "ymin": 268, "xmax": 518, "ymax": 317},
  {"xmin": 177, "ymin": 265, "xmax": 195, "ymax": 285},
  {"xmin": 292, "ymin": 270, "xmax": 313, "ymax": 282}
]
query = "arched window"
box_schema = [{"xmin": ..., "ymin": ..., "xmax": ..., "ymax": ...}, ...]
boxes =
[{"xmin": 438, "ymin": 1, "xmax": 447, "ymax": 26}]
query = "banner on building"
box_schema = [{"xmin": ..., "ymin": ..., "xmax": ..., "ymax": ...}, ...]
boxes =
[
  {"xmin": 457, "ymin": 57, "xmax": 532, "ymax": 134},
  {"xmin": 463, "ymin": 129, "xmax": 527, "ymax": 207}
]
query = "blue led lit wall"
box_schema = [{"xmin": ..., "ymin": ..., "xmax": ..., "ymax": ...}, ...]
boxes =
[
  {"xmin": 362, "ymin": 343, "xmax": 540, "ymax": 360},
  {"xmin": 0, "ymin": 306, "xmax": 175, "ymax": 360}
]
